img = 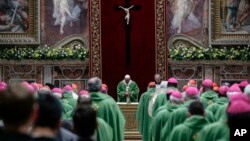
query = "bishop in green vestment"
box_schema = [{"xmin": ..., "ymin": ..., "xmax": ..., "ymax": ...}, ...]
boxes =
[
  {"xmin": 51, "ymin": 87, "xmax": 74, "ymax": 120},
  {"xmin": 62, "ymin": 85, "xmax": 77, "ymax": 109},
  {"xmin": 152, "ymin": 78, "xmax": 178, "ymax": 115},
  {"xmin": 223, "ymin": 100, "xmax": 250, "ymax": 141},
  {"xmin": 161, "ymin": 87, "xmax": 215, "ymax": 141},
  {"xmin": 218, "ymin": 85, "xmax": 229, "ymax": 105},
  {"xmin": 200, "ymin": 90, "xmax": 218, "ymax": 107},
  {"xmin": 60, "ymin": 100, "xmax": 74, "ymax": 120},
  {"xmin": 167, "ymin": 101, "xmax": 210, "ymax": 141},
  {"xmin": 151, "ymin": 94, "xmax": 167, "ymax": 116},
  {"xmin": 88, "ymin": 77, "xmax": 125, "ymax": 141},
  {"xmin": 206, "ymin": 99, "xmax": 250, "ymax": 141},
  {"xmin": 215, "ymin": 104, "xmax": 228, "ymax": 121},
  {"xmin": 150, "ymin": 91, "xmax": 183, "ymax": 141},
  {"xmin": 117, "ymin": 75, "xmax": 139, "ymax": 102},
  {"xmin": 215, "ymin": 85, "xmax": 245, "ymax": 121},
  {"xmin": 136, "ymin": 82, "xmax": 156, "ymax": 141},
  {"xmin": 206, "ymin": 86, "xmax": 229, "ymax": 116},
  {"xmin": 97, "ymin": 117, "xmax": 113, "ymax": 141},
  {"xmin": 200, "ymin": 79, "xmax": 218, "ymax": 107},
  {"xmin": 197, "ymin": 120, "xmax": 229, "ymax": 141},
  {"xmin": 206, "ymin": 98, "xmax": 228, "ymax": 117}
]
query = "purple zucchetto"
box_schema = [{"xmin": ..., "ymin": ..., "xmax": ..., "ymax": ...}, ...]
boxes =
[
  {"xmin": 168, "ymin": 77, "xmax": 178, "ymax": 84},
  {"xmin": 227, "ymin": 100, "xmax": 250, "ymax": 114},
  {"xmin": 185, "ymin": 87, "xmax": 199, "ymax": 96},
  {"xmin": 63, "ymin": 85, "xmax": 73, "ymax": 91},
  {"xmin": 202, "ymin": 79, "xmax": 213, "ymax": 87}
]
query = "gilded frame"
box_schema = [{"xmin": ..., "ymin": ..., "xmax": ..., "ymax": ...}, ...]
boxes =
[
  {"xmin": 210, "ymin": 0, "xmax": 250, "ymax": 44},
  {"xmin": 0, "ymin": 0, "xmax": 40, "ymax": 45}
]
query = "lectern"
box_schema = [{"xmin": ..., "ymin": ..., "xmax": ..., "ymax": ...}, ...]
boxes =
[{"xmin": 117, "ymin": 102, "xmax": 141, "ymax": 139}]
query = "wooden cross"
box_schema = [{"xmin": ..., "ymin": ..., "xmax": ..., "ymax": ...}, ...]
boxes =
[{"xmin": 115, "ymin": 0, "xmax": 141, "ymax": 68}]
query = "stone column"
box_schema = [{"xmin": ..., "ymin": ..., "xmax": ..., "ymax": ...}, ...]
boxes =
[
  {"xmin": 0, "ymin": 66, "xmax": 2, "ymax": 81},
  {"xmin": 43, "ymin": 65, "xmax": 52, "ymax": 84},
  {"xmin": 204, "ymin": 66, "xmax": 214, "ymax": 81}
]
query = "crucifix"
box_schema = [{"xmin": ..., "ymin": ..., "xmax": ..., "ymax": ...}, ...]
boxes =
[{"xmin": 115, "ymin": 1, "xmax": 140, "ymax": 68}]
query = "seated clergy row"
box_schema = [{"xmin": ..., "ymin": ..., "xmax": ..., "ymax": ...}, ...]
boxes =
[{"xmin": 137, "ymin": 77, "xmax": 250, "ymax": 141}]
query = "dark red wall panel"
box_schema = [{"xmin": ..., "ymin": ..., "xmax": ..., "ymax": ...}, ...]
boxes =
[{"xmin": 101, "ymin": 0, "xmax": 155, "ymax": 100}]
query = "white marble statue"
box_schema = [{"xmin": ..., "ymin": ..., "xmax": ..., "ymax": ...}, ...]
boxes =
[{"xmin": 119, "ymin": 5, "xmax": 134, "ymax": 25}]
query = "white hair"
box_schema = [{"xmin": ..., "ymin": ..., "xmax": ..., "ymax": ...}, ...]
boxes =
[
  {"xmin": 52, "ymin": 92, "xmax": 62, "ymax": 99},
  {"xmin": 244, "ymin": 84, "xmax": 250, "ymax": 96},
  {"xmin": 88, "ymin": 77, "xmax": 102, "ymax": 92},
  {"xmin": 227, "ymin": 92, "xmax": 242, "ymax": 98}
]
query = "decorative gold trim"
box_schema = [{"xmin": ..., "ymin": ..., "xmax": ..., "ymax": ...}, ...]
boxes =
[
  {"xmin": 210, "ymin": 0, "xmax": 250, "ymax": 44},
  {"xmin": 89, "ymin": 0, "xmax": 102, "ymax": 78},
  {"xmin": 89, "ymin": 0, "xmax": 167, "ymax": 78},
  {"xmin": 155, "ymin": 0, "xmax": 167, "ymax": 79},
  {"xmin": 88, "ymin": 0, "xmax": 168, "ymax": 139},
  {"xmin": 169, "ymin": 59, "xmax": 250, "ymax": 66},
  {"xmin": 0, "ymin": 0, "xmax": 40, "ymax": 45}
]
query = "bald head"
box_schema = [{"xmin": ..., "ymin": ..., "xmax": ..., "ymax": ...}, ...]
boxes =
[
  {"xmin": 88, "ymin": 77, "xmax": 102, "ymax": 92},
  {"xmin": 125, "ymin": 74, "xmax": 130, "ymax": 79},
  {"xmin": 154, "ymin": 74, "xmax": 161, "ymax": 84},
  {"xmin": 124, "ymin": 74, "xmax": 131, "ymax": 84}
]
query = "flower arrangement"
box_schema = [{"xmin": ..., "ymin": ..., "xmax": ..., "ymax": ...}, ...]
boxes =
[
  {"xmin": 169, "ymin": 46, "xmax": 250, "ymax": 61},
  {"xmin": 0, "ymin": 45, "xmax": 88, "ymax": 61}
]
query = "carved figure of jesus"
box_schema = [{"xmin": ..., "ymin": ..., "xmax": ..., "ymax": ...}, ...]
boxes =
[{"xmin": 119, "ymin": 5, "xmax": 134, "ymax": 25}]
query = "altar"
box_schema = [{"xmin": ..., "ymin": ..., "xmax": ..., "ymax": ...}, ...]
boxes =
[{"xmin": 118, "ymin": 102, "xmax": 141, "ymax": 139}]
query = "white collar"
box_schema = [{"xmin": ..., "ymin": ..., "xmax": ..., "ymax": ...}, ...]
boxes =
[{"xmin": 123, "ymin": 80, "xmax": 132, "ymax": 86}]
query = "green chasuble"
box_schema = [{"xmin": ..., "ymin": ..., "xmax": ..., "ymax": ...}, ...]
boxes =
[
  {"xmin": 150, "ymin": 109, "xmax": 170, "ymax": 141},
  {"xmin": 197, "ymin": 120, "xmax": 229, "ymax": 141},
  {"xmin": 117, "ymin": 80, "xmax": 140, "ymax": 102},
  {"xmin": 206, "ymin": 97, "xmax": 228, "ymax": 116},
  {"xmin": 90, "ymin": 92, "xmax": 125, "ymax": 141},
  {"xmin": 152, "ymin": 94, "xmax": 167, "ymax": 116},
  {"xmin": 97, "ymin": 117, "xmax": 113, "ymax": 141},
  {"xmin": 215, "ymin": 104, "xmax": 228, "ymax": 121},
  {"xmin": 167, "ymin": 115, "xmax": 210, "ymax": 141},
  {"xmin": 216, "ymin": 97, "xmax": 229, "ymax": 105},
  {"xmin": 136, "ymin": 88, "xmax": 155, "ymax": 141},
  {"xmin": 183, "ymin": 100, "xmax": 195, "ymax": 107},
  {"xmin": 154, "ymin": 101, "xmax": 183, "ymax": 115},
  {"xmin": 62, "ymin": 92, "xmax": 77, "ymax": 109},
  {"xmin": 200, "ymin": 91, "xmax": 219, "ymax": 107},
  {"xmin": 150, "ymin": 102, "xmax": 182, "ymax": 141},
  {"xmin": 151, "ymin": 87, "xmax": 178, "ymax": 116},
  {"xmin": 60, "ymin": 99, "xmax": 73, "ymax": 120},
  {"xmin": 160, "ymin": 107, "xmax": 215, "ymax": 141}
]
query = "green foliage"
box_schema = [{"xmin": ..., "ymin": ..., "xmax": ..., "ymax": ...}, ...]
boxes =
[
  {"xmin": 0, "ymin": 46, "xmax": 88, "ymax": 61},
  {"xmin": 169, "ymin": 46, "xmax": 250, "ymax": 61}
]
